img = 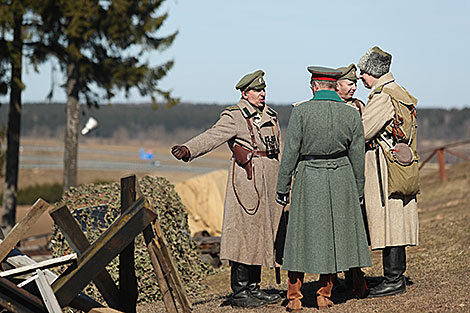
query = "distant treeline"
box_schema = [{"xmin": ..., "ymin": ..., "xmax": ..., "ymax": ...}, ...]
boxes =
[{"xmin": 1, "ymin": 102, "xmax": 469, "ymax": 143}]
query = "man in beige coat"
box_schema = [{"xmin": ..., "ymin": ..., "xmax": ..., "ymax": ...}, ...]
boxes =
[
  {"xmin": 171, "ymin": 70, "xmax": 283, "ymax": 308},
  {"xmin": 358, "ymin": 46, "xmax": 419, "ymax": 297}
]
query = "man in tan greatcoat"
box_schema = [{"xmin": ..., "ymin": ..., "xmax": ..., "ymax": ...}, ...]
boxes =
[
  {"xmin": 357, "ymin": 46, "xmax": 419, "ymax": 297},
  {"xmin": 171, "ymin": 70, "xmax": 283, "ymax": 308}
]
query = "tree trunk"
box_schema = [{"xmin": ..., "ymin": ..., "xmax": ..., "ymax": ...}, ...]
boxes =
[
  {"xmin": 62, "ymin": 61, "xmax": 80, "ymax": 193},
  {"xmin": 1, "ymin": 13, "xmax": 23, "ymax": 235}
]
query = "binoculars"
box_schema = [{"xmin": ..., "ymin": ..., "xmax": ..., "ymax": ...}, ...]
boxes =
[{"xmin": 264, "ymin": 135, "xmax": 280, "ymax": 158}]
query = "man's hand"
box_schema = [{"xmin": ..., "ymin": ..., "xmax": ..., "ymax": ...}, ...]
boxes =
[
  {"xmin": 171, "ymin": 145, "xmax": 190, "ymax": 162},
  {"xmin": 276, "ymin": 192, "xmax": 290, "ymax": 206}
]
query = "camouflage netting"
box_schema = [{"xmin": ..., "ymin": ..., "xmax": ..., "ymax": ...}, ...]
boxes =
[{"xmin": 50, "ymin": 176, "xmax": 212, "ymax": 305}]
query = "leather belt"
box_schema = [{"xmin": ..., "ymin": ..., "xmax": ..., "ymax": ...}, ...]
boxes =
[{"xmin": 300, "ymin": 151, "xmax": 347, "ymax": 161}]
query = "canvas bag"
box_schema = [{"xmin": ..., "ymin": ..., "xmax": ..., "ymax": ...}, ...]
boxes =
[{"xmin": 378, "ymin": 86, "xmax": 420, "ymax": 196}]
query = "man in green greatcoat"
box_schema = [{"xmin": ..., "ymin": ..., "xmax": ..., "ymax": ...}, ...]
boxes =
[{"xmin": 276, "ymin": 66, "xmax": 371, "ymax": 311}]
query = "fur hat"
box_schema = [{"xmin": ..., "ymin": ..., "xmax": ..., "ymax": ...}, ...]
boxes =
[{"xmin": 357, "ymin": 46, "xmax": 392, "ymax": 77}]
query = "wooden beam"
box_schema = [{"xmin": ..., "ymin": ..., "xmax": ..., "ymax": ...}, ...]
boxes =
[
  {"xmin": 49, "ymin": 205, "xmax": 120, "ymax": 308},
  {"xmin": 152, "ymin": 220, "xmax": 192, "ymax": 312},
  {"xmin": 142, "ymin": 226, "xmax": 178, "ymax": 313},
  {"xmin": 35, "ymin": 269, "xmax": 62, "ymax": 313},
  {"xmin": 0, "ymin": 199, "xmax": 51, "ymax": 262},
  {"xmin": 0, "ymin": 277, "xmax": 47, "ymax": 313},
  {"xmin": 0, "ymin": 253, "xmax": 77, "ymax": 278},
  {"xmin": 119, "ymin": 175, "xmax": 138, "ymax": 313},
  {"xmin": 52, "ymin": 197, "xmax": 157, "ymax": 307},
  {"xmin": 0, "ymin": 243, "xmax": 102, "ymax": 311}
]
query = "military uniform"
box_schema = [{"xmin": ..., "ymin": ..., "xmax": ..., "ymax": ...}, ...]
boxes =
[
  {"xmin": 337, "ymin": 64, "xmax": 365, "ymax": 114},
  {"xmin": 183, "ymin": 98, "xmax": 284, "ymax": 266},
  {"xmin": 362, "ymin": 72, "xmax": 419, "ymax": 250},
  {"xmin": 277, "ymin": 66, "xmax": 371, "ymax": 310},
  {"xmin": 358, "ymin": 46, "xmax": 419, "ymax": 298},
  {"xmin": 172, "ymin": 70, "xmax": 283, "ymax": 308}
]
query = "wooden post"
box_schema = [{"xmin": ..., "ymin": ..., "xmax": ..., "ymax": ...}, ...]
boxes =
[
  {"xmin": 142, "ymin": 219, "xmax": 192, "ymax": 313},
  {"xmin": 119, "ymin": 175, "xmax": 138, "ymax": 313},
  {"xmin": 436, "ymin": 148, "xmax": 446, "ymax": 181},
  {"xmin": 142, "ymin": 226, "xmax": 178, "ymax": 313},
  {"xmin": 52, "ymin": 197, "xmax": 156, "ymax": 307},
  {"xmin": 49, "ymin": 205, "xmax": 120, "ymax": 308}
]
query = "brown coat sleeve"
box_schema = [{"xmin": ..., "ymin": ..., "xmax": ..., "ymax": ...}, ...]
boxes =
[
  {"xmin": 362, "ymin": 92, "xmax": 394, "ymax": 142},
  {"xmin": 183, "ymin": 111, "xmax": 238, "ymax": 161}
]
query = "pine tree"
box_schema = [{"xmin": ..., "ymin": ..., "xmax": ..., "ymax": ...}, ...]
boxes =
[
  {"xmin": 32, "ymin": 0, "xmax": 177, "ymax": 192},
  {"xmin": 0, "ymin": 0, "xmax": 38, "ymax": 233}
]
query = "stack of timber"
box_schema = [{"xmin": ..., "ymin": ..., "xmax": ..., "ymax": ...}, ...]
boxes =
[{"xmin": 51, "ymin": 176, "xmax": 211, "ymax": 305}]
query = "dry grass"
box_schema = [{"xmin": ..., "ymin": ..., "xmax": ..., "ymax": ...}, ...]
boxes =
[{"xmin": 139, "ymin": 161, "xmax": 470, "ymax": 313}]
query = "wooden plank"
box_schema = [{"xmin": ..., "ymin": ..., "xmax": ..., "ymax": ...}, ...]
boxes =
[
  {"xmin": 35, "ymin": 269, "xmax": 62, "ymax": 313},
  {"xmin": 0, "ymin": 199, "xmax": 51, "ymax": 262},
  {"xmin": 154, "ymin": 220, "xmax": 192, "ymax": 312},
  {"xmin": 0, "ymin": 277, "xmax": 47, "ymax": 313},
  {"xmin": 90, "ymin": 308, "xmax": 125, "ymax": 313},
  {"xmin": 119, "ymin": 175, "xmax": 138, "ymax": 313},
  {"xmin": 142, "ymin": 225, "xmax": 178, "ymax": 313},
  {"xmin": 49, "ymin": 205, "xmax": 120, "ymax": 308},
  {"xmin": 0, "ymin": 243, "xmax": 102, "ymax": 311},
  {"xmin": 0, "ymin": 253, "xmax": 77, "ymax": 278},
  {"xmin": 52, "ymin": 197, "xmax": 157, "ymax": 307},
  {"xmin": 152, "ymin": 221, "xmax": 192, "ymax": 313}
]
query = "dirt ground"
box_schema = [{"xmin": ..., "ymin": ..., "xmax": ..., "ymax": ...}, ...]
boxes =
[
  {"xmin": 2, "ymin": 138, "xmax": 469, "ymax": 312},
  {"xmin": 138, "ymin": 161, "xmax": 470, "ymax": 313}
]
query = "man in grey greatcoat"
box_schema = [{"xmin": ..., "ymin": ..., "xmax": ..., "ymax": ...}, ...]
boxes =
[
  {"xmin": 171, "ymin": 70, "xmax": 283, "ymax": 308},
  {"xmin": 357, "ymin": 46, "xmax": 419, "ymax": 297},
  {"xmin": 276, "ymin": 66, "xmax": 371, "ymax": 311}
]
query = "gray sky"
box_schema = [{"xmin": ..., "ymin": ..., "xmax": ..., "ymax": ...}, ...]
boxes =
[{"xmin": 11, "ymin": 0, "xmax": 470, "ymax": 108}]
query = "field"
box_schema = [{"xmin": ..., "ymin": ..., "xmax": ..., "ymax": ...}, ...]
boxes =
[{"xmin": 1, "ymin": 137, "xmax": 469, "ymax": 312}]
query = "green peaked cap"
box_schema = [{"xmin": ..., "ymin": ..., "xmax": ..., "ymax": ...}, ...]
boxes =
[
  {"xmin": 235, "ymin": 70, "xmax": 266, "ymax": 91},
  {"xmin": 337, "ymin": 64, "xmax": 358, "ymax": 82},
  {"xmin": 307, "ymin": 66, "xmax": 342, "ymax": 81}
]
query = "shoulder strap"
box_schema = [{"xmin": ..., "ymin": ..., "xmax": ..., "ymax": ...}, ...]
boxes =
[
  {"xmin": 244, "ymin": 117, "xmax": 258, "ymax": 150},
  {"xmin": 352, "ymin": 99, "xmax": 363, "ymax": 116}
]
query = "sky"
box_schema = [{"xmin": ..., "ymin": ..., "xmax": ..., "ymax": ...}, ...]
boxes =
[{"xmin": 7, "ymin": 0, "xmax": 470, "ymax": 108}]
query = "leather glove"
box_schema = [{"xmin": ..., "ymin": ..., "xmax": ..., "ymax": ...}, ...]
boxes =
[
  {"xmin": 276, "ymin": 192, "xmax": 290, "ymax": 206},
  {"xmin": 171, "ymin": 145, "xmax": 190, "ymax": 162}
]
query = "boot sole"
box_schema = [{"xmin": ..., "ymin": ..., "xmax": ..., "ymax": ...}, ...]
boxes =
[{"xmin": 367, "ymin": 287, "xmax": 406, "ymax": 298}]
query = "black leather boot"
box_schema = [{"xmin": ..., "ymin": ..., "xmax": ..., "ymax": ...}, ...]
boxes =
[
  {"xmin": 368, "ymin": 246, "xmax": 406, "ymax": 298},
  {"xmin": 247, "ymin": 265, "xmax": 281, "ymax": 304},
  {"xmin": 230, "ymin": 262, "xmax": 266, "ymax": 308}
]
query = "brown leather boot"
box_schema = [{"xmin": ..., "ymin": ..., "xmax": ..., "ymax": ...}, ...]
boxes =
[
  {"xmin": 286, "ymin": 271, "xmax": 304, "ymax": 312},
  {"xmin": 351, "ymin": 267, "xmax": 369, "ymax": 298},
  {"xmin": 316, "ymin": 274, "xmax": 336, "ymax": 309}
]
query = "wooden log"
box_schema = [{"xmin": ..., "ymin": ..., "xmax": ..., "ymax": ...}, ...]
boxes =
[
  {"xmin": 0, "ymin": 253, "xmax": 77, "ymax": 278},
  {"xmin": 52, "ymin": 197, "xmax": 157, "ymax": 307},
  {"xmin": 142, "ymin": 226, "xmax": 178, "ymax": 313},
  {"xmin": 35, "ymin": 269, "xmax": 62, "ymax": 313},
  {"xmin": 49, "ymin": 205, "xmax": 120, "ymax": 308},
  {"xmin": 119, "ymin": 175, "xmax": 138, "ymax": 313},
  {"xmin": 0, "ymin": 199, "xmax": 51, "ymax": 263}
]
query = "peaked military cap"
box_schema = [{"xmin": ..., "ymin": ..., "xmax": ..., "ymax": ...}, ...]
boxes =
[
  {"xmin": 307, "ymin": 66, "xmax": 342, "ymax": 81},
  {"xmin": 357, "ymin": 46, "xmax": 392, "ymax": 77},
  {"xmin": 337, "ymin": 64, "xmax": 358, "ymax": 82},
  {"xmin": 235, "ymin": 70, "xmax": 266, "ymax": 91}
]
